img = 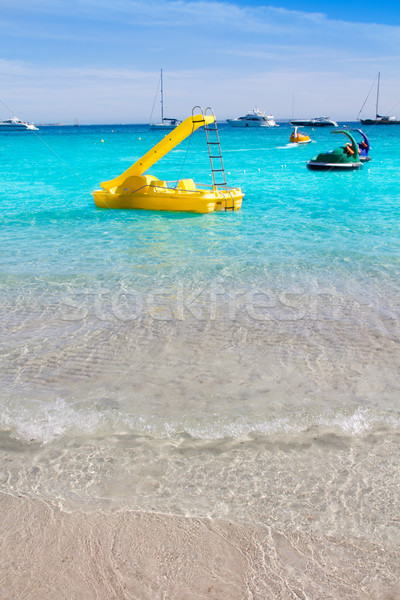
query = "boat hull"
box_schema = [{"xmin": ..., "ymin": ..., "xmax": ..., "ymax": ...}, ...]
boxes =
[
  {"xmin": 307, "ymin": 161, "xmax": 362, "ymax": 171},
  {"xmin": 149, "ymin": 124, "xmax": 179, "ymax": 130},
  {"xmin": 291, "ymin": 122, "xmax": 333, "ymax": 127},
  {"xmin": 290, "ymin": 135, "xmax": 311, "ymax": 144},
  {"xmin": 290, "ymin": 119, "xmax": 337, "ymax": 127},
  {"xmin": 360, "ymin": 119, "xmax": 400, "ymax": 125},
  {"xmin": 93, "ymin": 185, "xmax": 244, "ymax": 213},
  {"xmin": 0, "ymin": 124, "xmax": 38, "ymax": 131},
  {"xmin": 227, "ymin": 120, "xmax": 276, "ymax": 127}
]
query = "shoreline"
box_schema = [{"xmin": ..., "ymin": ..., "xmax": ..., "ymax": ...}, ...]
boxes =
[{"xmin": 1, "ymin": 492, "xmax": 399, "ymax": 599}]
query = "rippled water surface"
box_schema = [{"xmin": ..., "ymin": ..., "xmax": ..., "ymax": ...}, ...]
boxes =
[{"xmin": 1, "ymin": 123, "xmax": 400, "ymax": 553}]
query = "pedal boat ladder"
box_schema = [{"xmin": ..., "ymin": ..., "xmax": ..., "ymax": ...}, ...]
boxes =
[{"xmin": 202, "ymin": 107, "xmax": 235, "ymax": 211}]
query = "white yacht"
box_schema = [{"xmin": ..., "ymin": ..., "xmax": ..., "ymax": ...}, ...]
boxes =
[
  {"xmin": 0, "ymin": 117, "xmax": 38, "ymax": 131},
  {"xmin": 227, "ymin": 108, "xmax": 277, "ymax": 127},
  {"xmin": 290, "ymin": 116, "xmax": 338, "ymax": 127}
]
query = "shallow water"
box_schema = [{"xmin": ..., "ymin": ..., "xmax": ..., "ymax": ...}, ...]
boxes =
[{"xmin": 1, "ymin": 122, "xmax": 400, "ymax": 573}]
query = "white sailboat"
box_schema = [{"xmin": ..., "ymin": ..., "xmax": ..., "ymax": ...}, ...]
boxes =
[
  {"xmin": 149, "ymin": 69, "xmax": 181, "ymax": 130},
  {"xmin": 359, "ymin": 72, "xmax": 400, "ymax": 125}
]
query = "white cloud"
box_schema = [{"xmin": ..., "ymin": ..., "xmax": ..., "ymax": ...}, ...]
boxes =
[{"xmin": 0, "ymin": 58, "xmax": 29, "ymax": 75}]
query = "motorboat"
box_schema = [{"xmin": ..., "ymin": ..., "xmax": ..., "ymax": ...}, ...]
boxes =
[
  {"xmin": 93, "ymin": 108, "xmax": 244, "ymax": 213},
  {"xmin": 351, "ymin": 129, "xmax": 371, "ymax": 162},
  {"xmin": 290, "ymin": 116, "xmax": 338, "ymax": 127},
  {"xmin": 0, "ymin": 117, "xmax": 38, "ymax": 131},
  {"xmin": 149, "ymin": 69, "xmax": 182, "ymax": 130},
  {"xmin": 358, "ymin": 73, "xmax": 400, "ymax": 125},
  {"xmin": 307, "ymin": 130, "xmax": 363, "ymax": 171},
  {"xmin": 227, "ymin": 108, "xmax": 277, "ymax": 127},
  {"xmin": 289, "ymin": 126, "xmax": 311, "ymax": 144}
]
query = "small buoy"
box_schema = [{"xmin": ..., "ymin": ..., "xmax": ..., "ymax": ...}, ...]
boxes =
[
  {"xmin": 138, "ymin": 137, "xmax": 141, "ymax": 140},
  {"xmin": 101, "ymin": 139, "xmax": 104, "ymax": 143}
]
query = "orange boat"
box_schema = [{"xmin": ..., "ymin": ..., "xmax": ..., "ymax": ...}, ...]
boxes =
[{"xmin": 290, "ymin": 126, "xmax": 311, "ymax": 144}]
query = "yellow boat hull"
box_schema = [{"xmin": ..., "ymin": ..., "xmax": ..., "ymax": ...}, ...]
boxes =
[{"xmin": 93, "ymin": 177, "xmax": 243, "ymax": 213}]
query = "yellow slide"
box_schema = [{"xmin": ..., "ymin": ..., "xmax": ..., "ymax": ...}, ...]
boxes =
[{"xmin": 101, "ymin": 113, "xmax": 215, "ymax": 191}]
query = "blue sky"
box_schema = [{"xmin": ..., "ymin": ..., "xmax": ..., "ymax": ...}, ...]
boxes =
[{"xmin": 1, "ymin": 0, "xmax": 400, "ymax": 124}]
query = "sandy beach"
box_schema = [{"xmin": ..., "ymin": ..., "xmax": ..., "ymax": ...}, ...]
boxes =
[{"xmin": 0, "ymin": 492, "xmax": 399, "ymax": 599}]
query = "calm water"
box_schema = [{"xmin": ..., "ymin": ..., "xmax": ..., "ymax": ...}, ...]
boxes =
[{"xmin": 1, "ymin": 122, "xmax": 399, "ymax": 548}]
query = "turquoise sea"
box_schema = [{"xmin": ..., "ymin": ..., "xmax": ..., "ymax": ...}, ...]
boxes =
[{"xmin": 1, "ymin": 121, "xmax": 400, "ymax": 592}]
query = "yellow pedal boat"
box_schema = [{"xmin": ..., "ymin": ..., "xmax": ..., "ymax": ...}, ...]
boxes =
[{"xmin": 93, "ymin": 109, "xmax": 244, "ymax": 213}]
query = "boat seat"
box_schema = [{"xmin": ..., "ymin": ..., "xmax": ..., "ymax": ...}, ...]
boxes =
[
  {"xmin": 112, "ymin": 174, "xmax": 157, "ymax": 194},
  {"xmin": 176, "ymin": 179, "xmax": 197, "ymax": 191},
  {"xmin": 149, "ymin": 180, "xmax": 169, "ymax": 192}
]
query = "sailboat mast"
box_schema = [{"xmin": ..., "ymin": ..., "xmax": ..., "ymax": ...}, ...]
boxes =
[
  {"xmin": 160, "ymin": 69, "xmax": 164, "ymax": 122},
  {"xmin": 376, "ymin": 72, "xmax": 380, "ymax": 118}
]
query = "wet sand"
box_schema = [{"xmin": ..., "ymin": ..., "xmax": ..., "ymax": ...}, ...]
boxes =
[{"xmin": 1, "ymin": 492, "xmax": 399, "ymax": 600}]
